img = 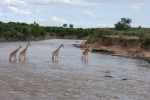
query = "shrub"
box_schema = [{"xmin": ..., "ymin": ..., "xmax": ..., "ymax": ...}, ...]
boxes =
[
  {"xmin": 94, "ymin": 28, "xmax": 110, "ymax": 38},
  {"xmin": 140, "ymin": 34, "xmax": 150, "ymax": 45}
]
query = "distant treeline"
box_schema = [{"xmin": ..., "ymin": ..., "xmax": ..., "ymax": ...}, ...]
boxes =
[
  {"xmin": 0, "ymin": 21, "xmax": 150, "ymax": 45},
  {"xmin": 0, "ymin": 21, "xmax": 96, "ymax": 41}
]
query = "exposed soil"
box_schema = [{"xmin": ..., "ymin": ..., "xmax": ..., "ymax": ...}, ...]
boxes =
[{"xmin": 77, "ymin": 36, "xmax": 150, "ymax": 62}]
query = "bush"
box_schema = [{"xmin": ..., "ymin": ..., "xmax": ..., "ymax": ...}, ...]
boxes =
[
  {"xmin": 94, "ymin": 28, "xmax": 111, "ymax": 38},
  {"xmin": 140, "ymin": 34, "xmax": 150, "ymax": 45},
  {"xmin": 87, "ymin": 35, "xmax": 98, "ymax": 43}
]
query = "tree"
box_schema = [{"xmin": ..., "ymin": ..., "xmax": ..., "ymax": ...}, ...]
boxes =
[
  {"xmin": 63, "ymin": 24, "xmax": 67, "ymax": 28},
  {"xmin": 115, "ymin": 18, "xmax": 132, "ymax": 30},
  {"xmin": 34, "ymin": 21, "xmax": 39, "ymax": 26},
  {"xmin": 69, "ymin": 24, "xmax": 73, "ymax": 28}
]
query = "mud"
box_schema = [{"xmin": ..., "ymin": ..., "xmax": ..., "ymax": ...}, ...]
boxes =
[{"xmin": 0, "ymin": 39, "xmax": 150, "ymax": 100}]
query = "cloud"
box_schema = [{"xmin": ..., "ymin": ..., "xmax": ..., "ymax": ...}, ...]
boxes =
[
  {"xmin": 83, "ymin": 11, "xmax": 95, "ymax": 18},
  {"xmin": 0, "ymin": 0, "xmax": 150, "ymax": 28},
  {"xmin": 126, "ymin": 3, "xmax": 144, "ymax": 10},
  {"xmin": 7, "ymin": 6, "xmax": 19, "ymax": 13},
  {"xmin": 0, "ymin": 13, "xmax": 4, "ymax": 16},
  {"xmin": 1, "ymin": 0, "xmax": 149, "ymax": 7},
  {"xmin": 7, "ymin": 6, "xmax": 31, "ymax": 15},
  {"xmin": 24, "ymin": 0, "xmax": 95, "ymax": 6},
  {"xmin": 63, "ymin": 0, "xmax": 92, "ymax": 6},
  {"xmin": 35, "ymin": 10, "xmax": 43, "ymax": 14},
  {"xmin": 127, "ymin": 5, "xmax": 142, "ymax": 10},
  {"xmin": 99, "ymin": 24, "xmax": 113, "ymax": 27},
  {"xmin": 20, "ymin": 10, "xmax": 32, "ymax": 14},
  {"xmin": 51, "ymin": 16, "xmax": 66, "ymax": 23},
  {"xmin": 83, "ymin": 0, "xmax": 149, "ymax": 4},
  {"xmin": 0, "ymin": 0, "xmax": 27, "ymax": 6}
]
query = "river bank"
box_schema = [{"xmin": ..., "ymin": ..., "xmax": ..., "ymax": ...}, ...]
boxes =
[{"xmin": 75, "ymin": 36, "xmax": 150, "ymax": 63}]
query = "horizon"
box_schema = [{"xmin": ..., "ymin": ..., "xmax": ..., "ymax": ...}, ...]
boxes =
[
  {"xmin": 0, "ymin": 0, "xmax": 150, "ymax": 28},
  {"xmin": 1, "ymin": 21, "xmax": 150, "ymax": 29}
]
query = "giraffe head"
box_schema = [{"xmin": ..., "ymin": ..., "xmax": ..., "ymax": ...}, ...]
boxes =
[
  {"xmin": 86, "ymin": 45, "xmax": 89, "ymax": 49},
  {"xmin": 28, "ymin": 42, "xmax": 31, "ymax": 46},
  {"xmin": 61, "ymin": 44, "xmax": 64, "ymax": 47},
  {"xmin": 19, "ymin": 45, "xmax": 22, "ymax": 48}
]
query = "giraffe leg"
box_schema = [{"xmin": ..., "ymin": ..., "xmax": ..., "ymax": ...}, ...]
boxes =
[
  {"xmin": 52, "ymin": 56, "xmax": 54, "ymax": 61},
  {"xmin": 19, "ymin": 55, "xmax": 21, "ymax": 61},
  {"xmin": 24, "ymin": 55, "xmax": 26, "ymax": 60},
  {"xmin": 9, "ymin": 56, "xmax": 11, "ymax": 62},
  {"xmin": 54, "ymin": 56, "xmax": 56, "ymax": 61},
  {"xmin": 14, "ymin": 56, "xmax": 16, "ymax": 61},
  {"xmin": 81, "ymin": 55, "xmax": 83, "ymax": 60},
  {"xmin": 87, "ymin": 54, "xmax": 88, "ymax": 59},
  {"xmin": 56, "ymin": 56, "xmax": 58, "ymax": 61},
  {"xmin": 83, "ymin": 55, "xmax": 85, "ymax": 60}
]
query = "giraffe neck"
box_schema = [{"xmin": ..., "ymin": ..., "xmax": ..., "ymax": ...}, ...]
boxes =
[
  {"xmin": 15, "ymin": 46, "xmax": 21, "ymax": 53},
  {"xmin": 24, "ymin": 44, "xmax": 29, "ymax": 51},
  {"xmin": 85, "ymin": 49, "xmax": 88, "ymax": 52},
  {"xmin": 85, "ymin": 46, "xmax": 89, "ymax": 51},
  {"xmin": 56, "ymin": 45, "xmax": 62, "ymax": 52}
]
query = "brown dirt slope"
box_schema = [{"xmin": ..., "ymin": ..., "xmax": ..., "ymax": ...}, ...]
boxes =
[{"xmin": 78, "ymin": 36, "xmax": 150, "ymax": 59}]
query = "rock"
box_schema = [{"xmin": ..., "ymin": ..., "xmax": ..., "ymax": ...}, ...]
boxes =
[
  {"xmin": 122, "ymin": 79, "xmax": 127, "ymax": 80},
  {"xmin": 104, "ymin": 75, "xmax": 114, "ymax": 78}
]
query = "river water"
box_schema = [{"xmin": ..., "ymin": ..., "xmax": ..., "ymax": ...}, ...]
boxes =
[{"xmin": 0, "ymin": 39, "xmax": 150, "ymax": 100}]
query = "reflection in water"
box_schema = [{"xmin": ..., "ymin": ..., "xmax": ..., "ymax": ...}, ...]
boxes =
[
  {"xmin": 9, "ymin": 60, "xmax": 17, "ymax": 63},
  {"xmin": 81, "ymin": 58, "xmax": 88, "ymax": 65},
  {"xmin": 52, "ymin": 60, "xmax": 58, "ymax": 64},
  {"xmin": 0, "ymin": 39, "xmax": 150, "ymax": 100},
  {"xmin": 19, "ymin": 60, "xmax": 26, "ymax": 64}
]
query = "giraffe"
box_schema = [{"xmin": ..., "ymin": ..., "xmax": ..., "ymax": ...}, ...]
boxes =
[
  {"xmin": 19, "ymin": 42, "xmax": 31, "ymax": 61},
  {"xmin": 9, "ymin": 45, "xmax": 22, "ymax": 62},
  {"xmin": 82, "ymin": 46, "xmax": 89, "ymax": 60},
  {"xmin": 52, "ymin": 44, "xmax": 64, "ymax": 61}
]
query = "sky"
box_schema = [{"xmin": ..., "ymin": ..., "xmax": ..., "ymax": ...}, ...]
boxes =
[{"xmin": 0, "ymin": 0, "xmax": 150, "ymax": 28}]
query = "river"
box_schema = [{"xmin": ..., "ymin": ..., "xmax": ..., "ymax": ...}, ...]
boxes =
[{"xmin": 0, "ymin": 39, "xmax": 150, "ymax": 100}]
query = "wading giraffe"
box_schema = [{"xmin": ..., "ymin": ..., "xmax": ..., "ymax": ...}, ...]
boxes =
[
  {"xmin": 52, "ymin": 44, "xmax": 64, "ymax": 61},
  {"xmin": 19, "ymin": 42, "xmax": 31, "ymax": 61},
  {"xmin": 82, "ymin": 46, "xmax": 89, "ymax": 60},
  {"xmin": 9, "ymin": 45, "xmax": 22, "ymax": 62}
]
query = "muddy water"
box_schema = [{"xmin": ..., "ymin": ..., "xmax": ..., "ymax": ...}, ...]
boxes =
[{"xmin": 0, "ymin": 39, "xmax": 150, "ymax": 100}]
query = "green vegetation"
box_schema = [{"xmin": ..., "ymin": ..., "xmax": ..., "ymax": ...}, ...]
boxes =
[
  {"xmin": 0, "ymin": 21, "xmax": 95, "ymax": 41},
  {"xmin": 115, "ymin": 18, "xmax": 132, "ymax": 30},
  {"xmin": 87, "ymin": 28, "xmax": 150, "ymax": 45},
  {"xmin": 0, "ymin": 19, "xmax": 150, "ymax": 46}
]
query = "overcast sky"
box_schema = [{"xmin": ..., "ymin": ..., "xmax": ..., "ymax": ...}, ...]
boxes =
[{"xmin": 0, "ymin": 0, "xmax": 149, "ymax": 28}]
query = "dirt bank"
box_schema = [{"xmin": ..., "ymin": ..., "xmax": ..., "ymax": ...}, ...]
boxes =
[{"xmin": 76, "ymin": 36, "xmax": 150, "ymax": 62}]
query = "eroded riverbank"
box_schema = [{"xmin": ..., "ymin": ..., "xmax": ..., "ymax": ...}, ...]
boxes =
[{"xmin": 76, "ymin": 36, "xmax": 150, "ymax": 63}]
